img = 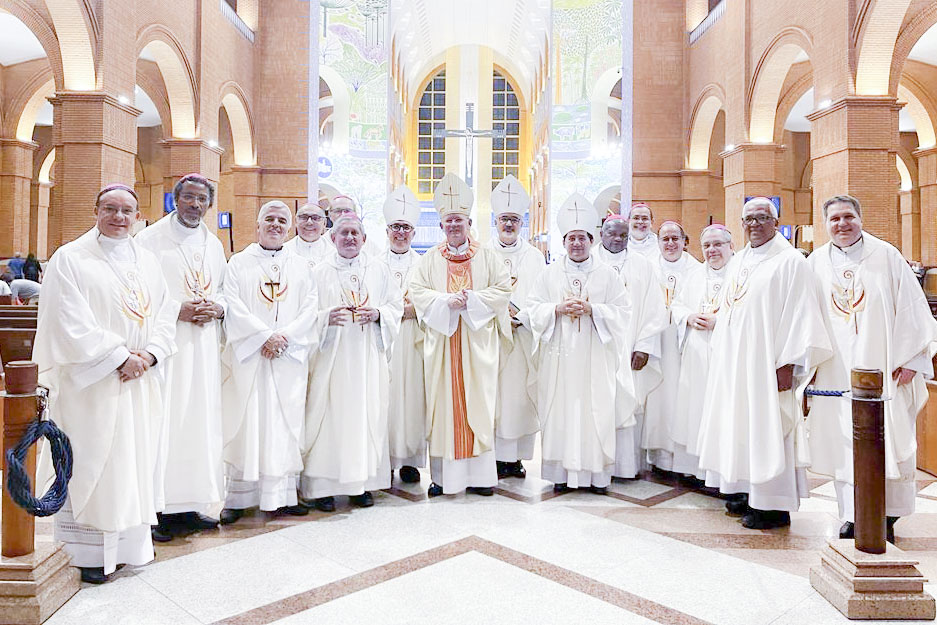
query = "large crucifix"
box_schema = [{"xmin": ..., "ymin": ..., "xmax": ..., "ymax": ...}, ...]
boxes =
[{"xmin": 433, "ymin": 103, "xmax": 505, "ymax": 189}]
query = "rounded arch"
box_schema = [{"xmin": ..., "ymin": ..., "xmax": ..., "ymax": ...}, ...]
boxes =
[
  {"xmin": 897, "ymin": 153, "xmax": 912, "ymax": 190},
  {"xmin": 890, "ymin": 3, "xmax": 937, "ymax": 95},
  {"xmin": 897, "ymin": 82, "xmax": 937, "ymax": 149},
  {"xmin": 318, "ymin": 65, "xmax": 351, "ymax": 154},
  {"xmin": 590, "ymin": 66, "xmax": 622, "ymax": 154},
  {"xmin": 219, "ymin": 82, "xmax": 255, "ymax": 167},
  {"xmin": 10, "ymin": 73, "xmax": 54, "ymax": 141},
  {"xmin": 773, "ymin": 65, "xmax": 813, "ymax": 142},
  {"xmin": 0, "ymin": 1, "xmax": 66, "ymax": 90},
  {"xmin": 135, "ymin": 71, "xmax": 173, "ymax": 134},
  {"xmin": 136, "ymin": 26, "xmax": 198, "ymax": 138},
  {"xmin": 855, "ymin": 0, "xmax": 913, "ymax": 95},
  {"xmin": 43, "ymin": 0, "xmax": 96, "ymax": 89},
  {"xmin": 687, "ymin": 84, "xmax": 727, "ymax": 169},
  {"xmin": 37, "ymin": 147, "xmax": 55, "ymax": 183},
  {"xmin": 748, "ymin": 28, "xmax": 814, "ymax": 143}
]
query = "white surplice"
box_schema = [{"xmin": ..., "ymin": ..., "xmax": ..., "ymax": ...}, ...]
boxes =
[
  {"xmin": 135, "ymin": 213, "xmax": 227, "ymax": 515},
  {"xmin": 284, "ymin": 234, "xmax": 333, "ymax": 267},
  {"xmin": 593, "ymin": 244, "xmax": 668, "ymax": 478},
  {"xmin": 809, "ymin": 233, "xmax": 937, "ymax": 522},
  {"xmin": 382, "ymin": 247, "xmax": 427, "ymax": 469},
  {"xmin": 35, "ymin": 227, "xmax": 177, "ymax": 574},
  {"xmin": 408, "ymin": 240, "xmax": 513, "ymax": 494},
  {"xmin": 670, "ymin": 261, "xmax": 728, "ymax": 477},
  {"xmin": 301, "ymin": 252, "xmax": 402, "ymax": 498},
  {"xmin": 643, "ymin": 251, "xmax": 702, "ymax": 470},
  {"xmin": 527, "ymin": 256, "xmax": 631, "ymax": 487},
  {"xmin": 486, "ymin": 238, "xmax": 546, "ymax": 462},
  {"xmin": 221, "ymin": 244, "xmax": 319, "ymax": 510},
  {"xmin": 697, "ymin": 233, "xmax": 833, "ymax": 511},
  {"xmin": 628, "ymin": 233, "xmax": 661, "ymax": 261}
]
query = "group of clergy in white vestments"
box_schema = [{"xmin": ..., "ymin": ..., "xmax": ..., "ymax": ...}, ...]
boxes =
[{"xmin": 29, "ymin": 170, "xmax": 937, "ymax": 584}]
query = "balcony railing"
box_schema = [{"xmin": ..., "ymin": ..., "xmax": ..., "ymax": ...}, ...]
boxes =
[
  {"xmin": 220, "ymin": 0, "xmax": 255, "ymax": 43},
  {"xmin": 688, "ymin": 0, "xmax": 726, "ymax": 45}
]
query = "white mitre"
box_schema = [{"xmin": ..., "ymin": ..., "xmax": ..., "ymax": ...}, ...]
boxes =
[
  {"xmin": 491, "ymin": 174, "xmax": 530, "ymax": 217},
  {"xmin": 557, "ymin": 193, "xmax": 598, "ymax": 236},
  {"xmin": 383, "ymin": 185, "xmax": 420, "ymax": 227},
  {"xmin": 433, "ymin": 173, "xmax": 473, "ymax": 217}
]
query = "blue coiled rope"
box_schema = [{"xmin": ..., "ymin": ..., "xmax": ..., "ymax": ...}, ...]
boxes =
[
  {"xmin": 804, "ymin": 388, "xmax": 848, "ymax": 397},
  {"xmin": 4, "ymin": 387, "xmax": 72, "ymax": 517}
]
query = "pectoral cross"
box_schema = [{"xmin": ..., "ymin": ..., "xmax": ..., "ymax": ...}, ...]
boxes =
[
  {"xmin": 433, "ymin": 103, "xmax": 505, "ymax": 188},
  {"xmin": 264, "ymin": 279, "xmax": 280, "ymax": 303}
]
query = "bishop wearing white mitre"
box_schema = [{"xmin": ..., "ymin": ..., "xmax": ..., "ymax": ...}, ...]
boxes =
[
  {"xmin": 408, "ymin": 173, "xmax": 513, "ymax": 497},
  {"xmin": 527, "ymin": 194, "xmax": 631, "ymax": 492},
  {"xmin": 485, "ymin": 175, "xmax": 546, "ymax": 480}
]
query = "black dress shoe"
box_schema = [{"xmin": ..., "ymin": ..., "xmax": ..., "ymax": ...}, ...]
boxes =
[
  {"xmin": 427, "ymin": 482, "xmax": 444, "ymax": 497},
  {"xmin": 553, "ymin": 483, "xmax": 569, "ymax": 493},
  {"xmin": 183, "ymin": 512, "xmax": 220, "ymax": 530},
  {"xmin": 466, "ymin": 486, "xmax": 494, "ymax": 496},
  {"xmin": 725, "ymin": 494, "xmax": 749, "ymax": 516},
  {"xmin": 839, "ymin": 521, "xmax": 855, "ymax": 539},
  {"xmin": 350, "ymin": 491, "xmax": 374, "ymax": 508},
  {"xmin": 887, "ymin": 516, "xmax": 898, "ymax": 544},
  {"xmin": 219, "ymin": 508, "xmax": 245, "ymax": 525},
  {"xmin": 496, "ymin": 461, "xmax": 510, "ymax": 479},
  {"xmin": 509, "ymin": 461, "xmax": 526, "ymax": 478},
  {"xmin": 151, "ymin": 524, "xmax": 173, "ymax": 543},
  {"xmin": 399, "ymin": 465, "xmax": 421, "ymax": 483},
  {"xmin": 277, "ymin": 504, "xmax": 309, "ymax": 517},
  {"xmin": 80, "ymin": 567, "xmax": 107, "ymax": 584},
  {"xmin": 314, "ymin": 497, "xmax": 336, "ymax": 512},
  {"xmin": 589, "ymin": 485, "xmax": 608, "ymax": 495},
  {"xmin": 741, "ymin": 509, "xmax": 791, "ymax": 530}
]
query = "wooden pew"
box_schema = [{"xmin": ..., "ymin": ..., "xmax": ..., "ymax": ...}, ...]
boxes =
[
  {"xmin": 0, "ymin": 328, "xmax": 36, "ymax": 363},
  {"xmin": 0, "ymin": 306, "xmax": 37, "ymax": 317},
  {"xmin": 0, "ymin": 318, "xmax": 37, "ymax": 329},
  {"xmin": 0, "ymin": 295, "xmax": 10, "ymax": 305}
]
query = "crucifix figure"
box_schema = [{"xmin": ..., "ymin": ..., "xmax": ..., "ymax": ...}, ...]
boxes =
[{"xmin": 433, "ymin": 103, "xmax": 505, "ymax": 188}]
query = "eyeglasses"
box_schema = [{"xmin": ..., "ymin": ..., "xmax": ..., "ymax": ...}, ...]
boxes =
[
  {"xmin": 630, "ymin": 215, "xmax": 651, "ymax": 222},
  {"xmin": 98, "ymin": 205, "xmax": 137, "ymax": 217},
  {"xmin": 296, "ymin": 214, "xmax": 325, "ymax": 223},
  {"xmin": 180, "ymin": 192, "xmax": 210, "ymax": 204},
  {"xmin": 388, "ymin": 223, "xmax": 414, "ymax": 233},
  {"xmin": 742, "ymin": 214, "xmax": 774, "ymax": 225},
  {"xmin": 498, "ymin": 216, "xmax": 521, "ymax": 225}
]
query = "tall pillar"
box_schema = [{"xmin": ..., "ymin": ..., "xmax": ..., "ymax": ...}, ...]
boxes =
[
  {"xmin": 161, "ymin": 139, "xmax": 224, "ymax": 233},
  {"xmin": 0, "ymin": 139, "xmax": 39, "ymax": 256},
  {"xmin": 721, "ymin": 143, "xmax": 784, "ymax": 243},
  {"xmin": 806, "ymin": 96, "xmax": 901, "ymax": 248},
  {"xmin": 680, "ymin": 169, "xmax": 710, "ymax": 256},
  {"xmin": 914, "ymin": 146, "xmax": 936, "ymax": 264},
  {"xmin": 230, "ymin": 165, "xmax": 262, "ymax": 254},
  {"xmin": 48, "ymin": 92, "xmax": 139, "ymax": 251}
]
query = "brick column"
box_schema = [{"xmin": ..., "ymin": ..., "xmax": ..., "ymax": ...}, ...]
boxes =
[
  {"xmin": 806, "ymin": 96, "xmax": 901, "ymax": 248},
  {"xmin": 47, "ymin": 92, "xmax": 139, "ymax": 252},
  {"xmin": 230, "ymin": 166, "xmax": 262, "ymax": 254},
  {"xmin": 161, "ymin": 139, "xmax": 224, "ymax": 233},
  {"xmin": 29, "ymin": 181, "xmax": 52, "ymax": 259},
  {"xmin": 914, "ymin": 146, "xmax": 936, "ymax": 264},
  {"xmin": 679, "ymin": 169, "xmax": 711, "ymax": 256},
  {"xmin": 721, "ymin": 143, "xmax": 784, "ymax": 244},
  {"xmin": 0, "ymin": 139, "xmax": 39, "ymax": 256}
]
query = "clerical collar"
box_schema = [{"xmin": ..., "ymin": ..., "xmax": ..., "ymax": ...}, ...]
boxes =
[
  {"xmin": 171, "ymin": 212, "xmax": 205, "ymax": 243},
  {"xmin": 601, "ymin": 245, "xmax": 626, "ymax": 258},
  {"xmin": 629, "ymin": 233, "xmax": 657, "ymax": 249},
  {"xmin": 97, "ymin": 232, "xmax": 135, "ymax": 262},
  {"xmin": 298, "ymin": 235, "xmax": 322, "ymax": 246},
  {"xmin": 335, "ymin": 253, "xmax": 361, "ymax": 268},
  {"xmin": 707, "ymin": 262, "xmax": 729, "ymax": 278},
  {"xmin": 389, "ymin": 247, "xmax": 410, "ymax": 255},
  {"xmin": 749, "ymin": 239, "xmax": 772, "ymax": 256},
  {"xmin": 832, "ymin": 235, "xmax": 864, "ymax": 256},
  {"xmin": 498, "ymin": 239, "xmax": 520, "ymax": 250},
  {"xmin": 447, "ymin": 240, "xmax": 470, "ymax": 254},
  {"xmin": 566, "ymin": 255, "xmax": 594, "ymax": 272},
  {"xmin": 259, "ymin": 245, "xmax": 283, "ymax": 256},
  {"xmin": 660, "ymin": 254, "xmax": 686, "ymax": 270}
]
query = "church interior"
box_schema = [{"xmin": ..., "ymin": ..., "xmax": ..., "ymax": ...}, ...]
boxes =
[{"xmin": 2, "ymin": 0, "xmax": 937, "ymax": 623}]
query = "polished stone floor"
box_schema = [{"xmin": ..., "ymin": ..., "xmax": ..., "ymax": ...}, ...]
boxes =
[{"xmin": 15, "ymin": 458, "xmax": 937, "ymax": 625}]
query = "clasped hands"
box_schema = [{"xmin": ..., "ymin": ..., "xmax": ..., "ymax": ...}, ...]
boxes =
[
  {"xmin": 555, "ymin": 296, "xmax": 591, "ymax": 319},
  {"xmin": 687, "ymin": 313, "xmax": 716, "ymax": 331},
  {"xmin": 179, "ymin": 299, "xmax": 223, "ymax": 326},
  {"xmin": 118, "ymin": 350, "xmax": 156, "ymax": 381},
  {"xmin": 261, "ymin": 333, "xmax": 289, "ymax": 359},
  {"xmin": 447, "ymin": 289, "xmax": 470, "ymax": 311},
  {"xmin": 328, "ymin": 305, "xmax": 380, "ymax": 327}
]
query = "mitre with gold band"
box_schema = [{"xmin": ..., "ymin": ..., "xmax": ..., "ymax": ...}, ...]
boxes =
[
  {"xmin": 432, "ymin": 173, "xmax": 474, "ymax": 218},
  {"xmin": 491, "ymin": 174, "xmax": 530, "ymax": 217},
  {"xmin": 383, "ymin": 185, "xmax": 420, "ymax": 228},
  {"xmin": 557, "ymin": 193, "xmax": 598, "ymax": 236}
]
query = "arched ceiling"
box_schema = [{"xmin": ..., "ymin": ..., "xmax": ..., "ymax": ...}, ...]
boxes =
[
  {"xmin": 391, "ymin": 0, "xmax": 550, "ymax": 97},
  {"xmin": 0, "ymin": 10, "xmax": 46, "ymax": 65}
]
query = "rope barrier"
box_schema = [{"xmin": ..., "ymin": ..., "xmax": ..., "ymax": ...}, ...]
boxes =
[
  {"xmin": 804, "ymin": 388, "xmax": 848, "ymax": 397},
  {"xmin": 4, "ymin": 387, "xmax": 72, "ymax": 517}
]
